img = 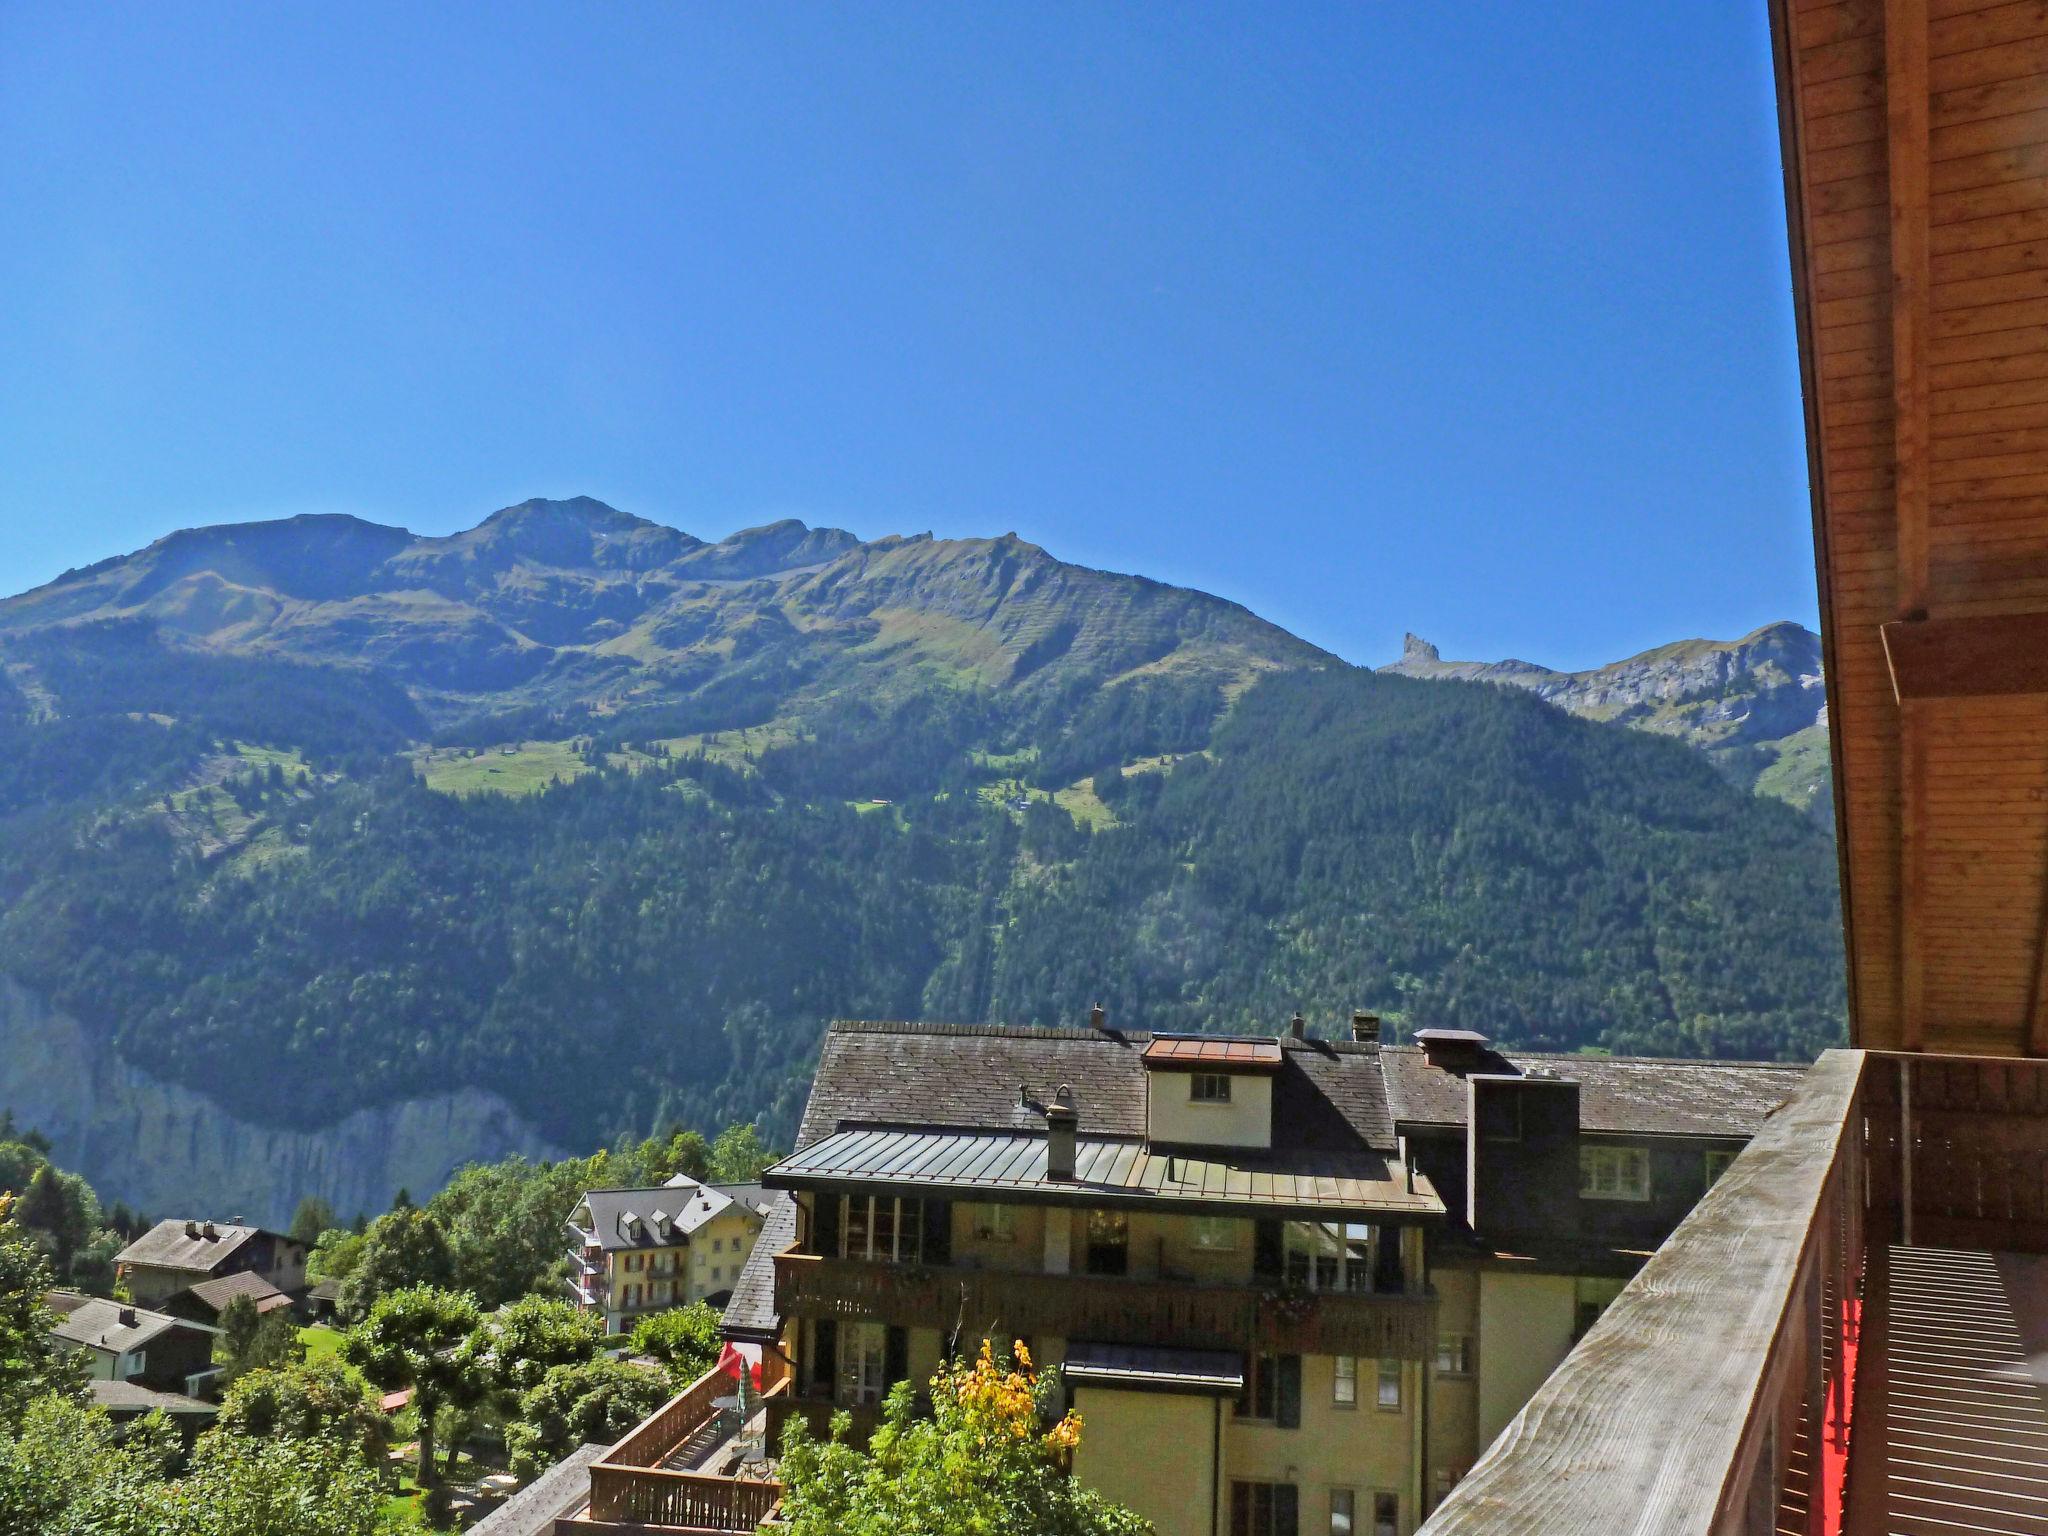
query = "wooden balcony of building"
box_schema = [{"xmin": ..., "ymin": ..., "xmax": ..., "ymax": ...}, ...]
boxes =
[
  {"xmin": 772, "ymin": 1247, "xmax": 1438, "ymax": 1360},
  {"xmin": 552, "ymin": 1359, "xmax": 790, "ymax": 1535},
  {"xmin": 1416, "ymin": 1048, "xmax": 2048, "ymax": 1536}
]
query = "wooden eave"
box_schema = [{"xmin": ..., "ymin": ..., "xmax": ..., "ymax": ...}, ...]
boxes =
[{"xmin": 1772, "ymin": 0, "xmax": 2048, "ymax": 1057}]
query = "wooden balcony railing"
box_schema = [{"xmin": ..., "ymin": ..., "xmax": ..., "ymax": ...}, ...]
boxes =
[
  {"xmin": 605, "ymin": 1364, "xmax": 736, "ymax": 1468},
  {"xmin": 1417, "ymin": 1047, "xmax": 1869, "ymax": 1535},
  {"xmin": 586, "ymin": 1466, "xmax": 782, "ymax": 1531},
  {"xmin": 773, "ymin": 1249, "xmax": 1437, "ymax": 1359}
]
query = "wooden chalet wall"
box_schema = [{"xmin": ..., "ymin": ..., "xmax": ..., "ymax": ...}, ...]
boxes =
[{"xmin": 1775, "ymin": 0, "xmax": 2048, "ymax": 1055}]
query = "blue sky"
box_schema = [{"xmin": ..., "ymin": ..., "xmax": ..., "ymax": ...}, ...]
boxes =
[{"xmin": 0, "ymin": 4, "xmax": 1813, "ymax": 672}]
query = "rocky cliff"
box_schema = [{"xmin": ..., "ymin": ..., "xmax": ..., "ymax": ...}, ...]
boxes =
[
  {"xmin": 0, "ymin": 976, "xmax": 563, "ymax": 1224},
  {"xmin": 1381, "ymin": 622, "xmax": 1831, "ymax": 818}
]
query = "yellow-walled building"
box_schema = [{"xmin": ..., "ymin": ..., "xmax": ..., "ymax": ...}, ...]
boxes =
[{"xmin": 718, "ymin": 1015, "xmax": 1802, "ymax": 1534}]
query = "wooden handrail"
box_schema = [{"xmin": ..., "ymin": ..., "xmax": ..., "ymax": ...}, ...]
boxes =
[
  {"xmin": 1416, "ymin": 1048, "xmax": 1868, "ymax": 1536},
  {"xmin": 605, "ymin": 1362, "xmax": 736, "ymax": 1469},
  {"xmin": 773, "ymin": 1249, "xmax": 1437, "ymax": 1359},
  {"xmin": 587, "ymin": 1464, "xmax": 783, "ymax": 1530}
]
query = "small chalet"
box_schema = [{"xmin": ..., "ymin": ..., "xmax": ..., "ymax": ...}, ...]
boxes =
[
  {"xmin": 114, "ymin": 1219, "xmax": 308, "ymax": 1306},
  {"xmin": 160, "ymin": 1269, "xmax": 296, "ymax": 1328},
  {"xmin": 46, "ymin": 1291, "xmax": 223, "ymax": 1416}
]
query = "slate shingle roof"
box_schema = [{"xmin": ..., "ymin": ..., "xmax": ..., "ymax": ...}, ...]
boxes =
[
  {"xmin": 177, "ymin": 1270, "xmax": 293, "ymax": 1316},
  {"xmin": 115, "ymin": 1219, "xmax": 273, "ymax": 1274},
  {"xmin": 49, "ymin": 1295, "xmax": 208, "ymax": 1355},
  {"xmin": 1379, "ymin": 1045, "xmax": 1807, "ymax": 1137},
  {"xmin": 575, "ymin": 1179, "xmax": 766, "ymax": 1254}
]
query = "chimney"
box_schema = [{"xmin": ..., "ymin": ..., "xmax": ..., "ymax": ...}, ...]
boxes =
[
  {"xmin": 1352, "ymin": 1011, "xmax": 1382, "ymax": 1044},
  {"xmin": 1288, "ymin": 1012, "xmax": 1306, "ymax": 1041},
  {"xmin": 1044, "ymin": 1086, "xmax": 1078, "ymax": 1180},
  {"xmin": 183, "ymin": 1220, "xmax": 200, "ymax": 1239},
  {"xmin": 201, "ymin": 1222, "xmax": 217, "ymax": 1241},
  {"xmin": 119, "ymin": 1307, "xmax": 137, "ymax": 1327},
  {"xmin": 1089, "ymin": 1003, "xmax": 1107, "ymax": 1032}
]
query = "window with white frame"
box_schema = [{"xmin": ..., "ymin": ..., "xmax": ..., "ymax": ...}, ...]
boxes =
[
  {"xmin": 1192, "ymin": 1214, "xmax": 1240, "ymax": 1251},
  {"xmin": 1192, "ymin": 1072, "xmax": 1233, "ymax": 1103},
  {"xmin": 1579, "ymin": 1145, "xmax": 1652, "ymax": 1201},
  {"xmin": 1376, "ymin": 1359, "xmax": 1401, "ymax": 1411},
  {"xmin": 968, "ymin": 1203, "xmax": 1017, "ymax": 1242},
  {"xmin": 1434, "ymin": 1334, "xmax": 1473, "ymax": 1376},
  {"xmin": 840, "ymin": 1194, "xmax": 925, "ymax": 1263},
  {"xmin": 838, "ymin": 1321, "xmax": 888, "ymax": 1406},
  {"xmin": 1332, "ymin": 1355, "xmax": 1357, "ymax": 1407}
]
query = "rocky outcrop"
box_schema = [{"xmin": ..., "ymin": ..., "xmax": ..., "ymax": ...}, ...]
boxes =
[
  {"xmin": 1383, "ymin": 623, "xmax": 1831, "ymax": 815},
  {"xmin": 0, "ymin": 976, "xmax": 562, "ymax": 1225}
]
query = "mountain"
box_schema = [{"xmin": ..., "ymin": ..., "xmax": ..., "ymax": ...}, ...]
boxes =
[
  {"xmin": 0, "ymin": 500, "xmax": 1845, "ymax": 1219},
  {"xmin": 1380, "ymin": 622, "xmax": 1832, "ymax": 821}
]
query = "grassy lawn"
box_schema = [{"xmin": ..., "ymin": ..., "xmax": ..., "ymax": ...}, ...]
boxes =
[
  {"xmin": 415, "ymin": 740, "xmax": 591, "ymax": 796},
  {"xmin": 299, "ymin": 1324, "xmax": 345, "ymax": 1364}
]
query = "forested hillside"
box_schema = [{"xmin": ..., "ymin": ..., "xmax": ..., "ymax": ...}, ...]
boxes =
[{"xmin": 0, "ymin": 502, "xmax": 1846, "ymax": 1185}]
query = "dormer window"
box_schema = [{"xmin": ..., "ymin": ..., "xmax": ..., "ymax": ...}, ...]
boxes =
[{"xmin": 1191, "ymin": 1073, "xmax": 1232, "ymax": 1104}]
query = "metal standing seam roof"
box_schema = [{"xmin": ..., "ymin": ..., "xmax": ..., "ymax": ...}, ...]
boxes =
[
  {"xmin": 1140, "ymin": 1036, "xmax": 1284, "ymax": 1070},
  {"xmin": 1064, "ymin": 1342, "xmax": 1246, "ymax": 1393},
  {"xmin": 764, "ymin": 1125, "xmax": 1442, "ymax": 1216}
]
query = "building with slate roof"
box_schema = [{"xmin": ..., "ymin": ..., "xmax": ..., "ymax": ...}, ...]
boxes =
[
  {"xmin": 113, "ymin": 1218, "xmax": 308, "ymax": 1307},
  {"xmin": 564, "ymin": 1175, "xmax": 772, "ymax": 1335},
  {"xmin": 46, "ymin": 1291, "xmax": 220, "ymax": 1399},
  {"xmin": 632, "ymin": 1011, "xmax": 1804, "ymax": 1536}
]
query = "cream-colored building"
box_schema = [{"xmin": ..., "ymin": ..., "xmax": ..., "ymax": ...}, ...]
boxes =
[
  {"xmin": 715, "ymin": 1015, "xmax": 1804, "ymax": 1536},
  {"xmin": 566, "ymin": 1176, "xmax": 771, "ymax": 1335}
]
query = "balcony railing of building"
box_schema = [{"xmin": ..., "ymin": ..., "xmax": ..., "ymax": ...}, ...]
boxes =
[
  {"xmin": 1417, "ymin": 1047, "xmax": 2048, "ymax": 1536},
  {"xmin": 568, "ymin": 1359, "xmax": 792, "ymax": 1533},
  {"xmin": 772, "ymin": 1247, "xmax": 1438, "ymax": 1360}
]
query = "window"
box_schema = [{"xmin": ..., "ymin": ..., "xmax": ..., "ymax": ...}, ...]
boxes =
[
  {"xmin": 1330, "ymin": 1490, "xmax": 1355, "ymax": 1536},
  {"xmin": 1230, "ymin": 1480, "xmax": 1300, "ymax": 1536},
  {"xmin": 1376, "ymin": 1359, "xmax": 1401, "ymax": 1411},
  {"xmin": 1282, "ymin": 1221, "xmax": 1379, "ymax": 1292},
  {"xmin": 1435, "ymin": 1334, "xmax": 1473, "ymax": 1377},
  {"xmin": 1579, "ymin": 1145, "xmax": 1651, "ymax": 1201},
  {"xmin": 1085, "ymin": 1209, "xmax": 1128, "ymax": 1276},
  {"xmin": 711, "ymin": 1266, "xmax": 722, "ymax": 1282},
  {"xmin": 712, "ymin": 1237, "xmax": 723, "ymax": 1253},
  {"xmin": 969, "ymin": 1203, "xmax": 1017, "ymax": 1242},
  {"xmin": 1704, "ymin": 1148, "xmax": 1737, "ymax": 1186},
  {"xmin": 1192, "ymin": 1072, "xmax": 1232, "ymax": 1103},
  {"xmin": 1237, "ymin": 1353, "xmax": 1302, "ymax": 1427},
  {"xmin": 1333, "ymin": 1355, "xmax": 1357, "ymax": 1407},
  {"xmin": 838, "ymin": 1195, "xmax": 925, "ymax": 1263},
  {"xmin": 1192, "ymin": 1215, "xmax": 1240, "ymax": 1251},
  {"xmin": 1372, "ymin": 1492, "xmax": 1398, "ymax": 1536},
  {"xmin": 838, "ymin": 1321, "xmax": 887, "ymax": 1406}
]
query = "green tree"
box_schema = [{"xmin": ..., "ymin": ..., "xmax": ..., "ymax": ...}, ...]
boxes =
[
  {"xmin": 628, "ymin": 1302, "xmax": 724, "ymax": 1385},
  {"xmin": 708, "ymin": 1123, "xmax": 776, "ymax": 1183},
  {"xmin": 638, "ymin": 1127, "xmax": 711, "ymax": 1185},
  {"xmin": 336, "ymin": 1205, "xmax": 453, "ymax": 1322},
  {"xmin": 0, "ymin": 1211, "xmax": 85, "ymax": 1431},
  {"xmin": 462, "ymin": 1294, "xmax": 605, "ymax": 1400},
  {"xmin": 426, "ymin": 1152, "xmax": 611, "ymax": 1308},
  {"xmin": 216, "ymin": 1294, "xmax": 303, "ymax": 1383},
  {"xmin": 341, "ymin": 1285, "xmax": 482, "ymax": 1486},
  {"xmin": 504, "ymin": 1358, "xmax": 670, "ymax": 1481},
  {"xmin": 287, "ymin": 1196, "xmax": 336, "ymax": 1246},
  {"xmin": 149, "ymin": 1427, "xmax": 385, "ymax": 1536},
  {"xmin": 0, "ymin": 1393, "xmax": 165, "ymax": 1535},
  {"xmin": 216, "ymin": 1357, "xmax": 387, "ymax": 1461},
  {"xmin": 305, "ymin": 1226, "xmax": 366, "ymax": 1285},
  {"xmin": 778, "ymin": 1342, "xmax": 1150, "ymax": 1536}
]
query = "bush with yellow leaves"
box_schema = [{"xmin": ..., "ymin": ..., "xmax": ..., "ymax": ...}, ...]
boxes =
[{"xmin": 777, "ymin": 1339, "xmax": 1152, "ymax": 1536}]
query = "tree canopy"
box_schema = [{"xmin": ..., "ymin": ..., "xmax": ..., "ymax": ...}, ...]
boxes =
[{"xmin": 777, "ymin": 1342, "xmax": 1150, "ymax": 1536}]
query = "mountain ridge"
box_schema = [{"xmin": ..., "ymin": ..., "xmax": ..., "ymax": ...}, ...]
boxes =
[{"xmin": 1380, "ymin": 620, "xmax": 1831, "ymax": 817}]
